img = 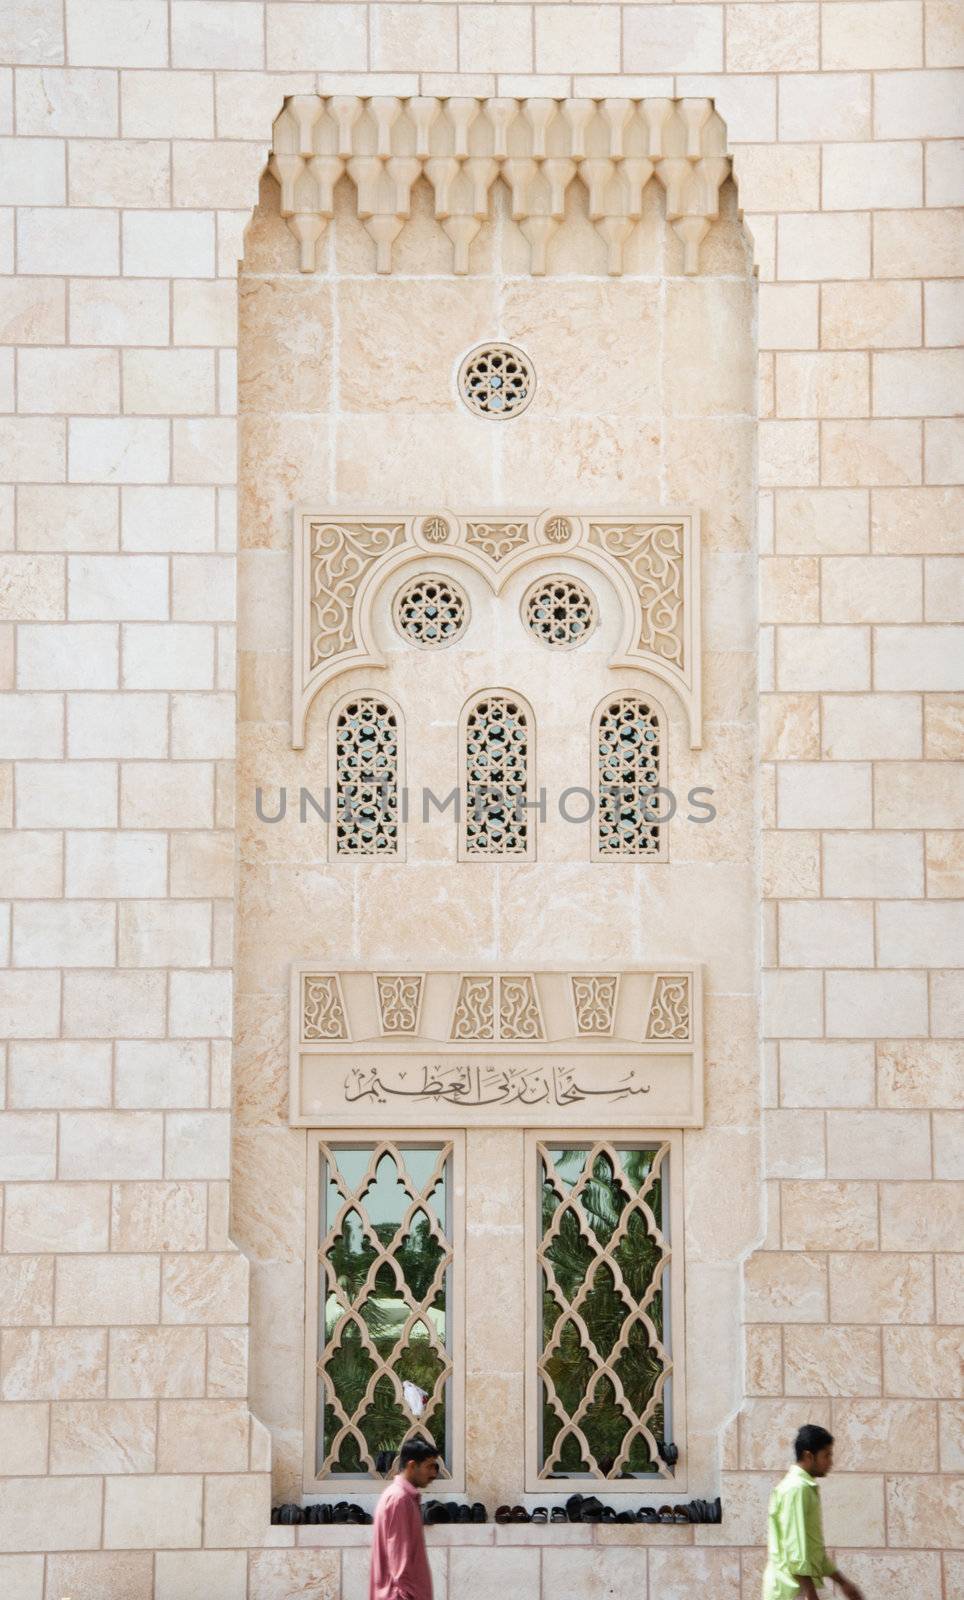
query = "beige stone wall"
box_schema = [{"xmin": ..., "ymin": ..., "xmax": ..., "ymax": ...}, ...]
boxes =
[
  {"xmin": 235, "ymin": 175, "xmax": 757, "ymax": 1511},
  {"xmin": 1, "ymin": 6, "xmax": 961, "ymax": 1600}
]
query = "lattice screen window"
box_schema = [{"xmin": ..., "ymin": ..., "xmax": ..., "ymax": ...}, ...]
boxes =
[
  {"xmin": 306, "ymin": 1138, "xmax": 462, "ymax": 1486},
  {"xmin": 593, "ymin": 693, "xmax": 665, "ymax": 861},
  {"xmin": 530, "ymin": 1139, "xmax": 676, "ymax": 1489},
  {"xmin": 332, "ymin": 695, "xmax": 402, "ymax": 856},
  {"xmin": 460, "ymin": 691, "xmax": 536, "ymax": 859}
]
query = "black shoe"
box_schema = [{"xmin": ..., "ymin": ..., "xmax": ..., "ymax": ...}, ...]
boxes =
[
  {"xmin": 565, "ymin": 1494, "xmax": 584, "ymax": 1523},
  {"xmin": 456, "ymin": 1503, "xmax": 472, "ymax": 1522},
  {"xmin": 471, "ymin": 1502, "xmax": 487, "ymax": 1523},
  {"xmin": 616, "ymin": 1510, "xmax": 635, "ymax": 1523},
  {"xmin": 276, "ymin": 1503, "xmax": 303, "ymax": 1524},
  {"xmin": 530, "ymin": 1507, "xmax": 548, "ymax": 1522},
  {"xmin": 550, "ymin": 1507, "xmax": 567, "ymax": 1523}
]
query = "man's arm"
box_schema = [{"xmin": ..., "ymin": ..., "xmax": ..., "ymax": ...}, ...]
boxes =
[{"xmin": 831, "ymin": 1575, "xmax": 865, "ymax": 1600}]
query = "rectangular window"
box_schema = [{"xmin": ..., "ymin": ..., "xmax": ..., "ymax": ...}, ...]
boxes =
[
  {"xmin": 525, "ymin": 1133, "xmax": 685, "ymax": 1493},
  {"xmin": 304, "ymin": 1134, "xmax": 464, "ymax": 1491}
]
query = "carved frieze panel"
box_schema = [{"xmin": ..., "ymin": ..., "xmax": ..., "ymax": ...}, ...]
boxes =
[
  {"xmin": 292, "ymin": 509, "xmax": 702, "ymax": 749},
  {"xmin": 289, "ymin": 967, "xmax": 703, "ymax": 1128},
  {"xmin": 269, "ymin": 95, "xmax": 732, "ymax": 276}
]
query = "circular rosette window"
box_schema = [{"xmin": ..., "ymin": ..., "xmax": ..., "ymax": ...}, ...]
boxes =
[
  {"xmin": 458, "ymin": 342, "xmax": 535, "ymax": 419},
  {"xmin": 392, "ymin": 572, "xmax": 470, "ymax": 649},
  {"xmin": 522, "ymin": 574, "xmax": 598, "ymax": 650}
]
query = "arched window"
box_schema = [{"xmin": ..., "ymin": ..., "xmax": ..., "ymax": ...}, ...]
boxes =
[
  {"xmin": 331, "ymin": 695, "xmax": 402, "ymax": 856},
  {"xmin": 460, "ymin": 691, "xmax": 536, "ymax": 860},
  {"xmin": 593, "ymin": 693, "xmax": 665, "ymax": 860}
]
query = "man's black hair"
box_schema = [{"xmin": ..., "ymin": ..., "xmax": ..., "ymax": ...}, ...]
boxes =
[
  {"xmin": 794, "ymin": 1424, "xmax": 834, "ymax": 1460},
  {"xmin": 399, "ymin": 1437, "xmax": 440, "ymax": 1468}
]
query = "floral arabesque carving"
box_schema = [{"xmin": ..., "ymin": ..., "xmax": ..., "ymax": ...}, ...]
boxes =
[
  {"xmin": 269, "ymin": 95, "xmax": 732, "ymax": 276},
  {"xmin": 292, "ymin": 510, "xmax": 702, "ymax": 749},
  {"xmin": 646, "ymin": 975, "xmax": 691, "ymax": 1041},
  {"xmin": 303, "ymin": 974, "xmax": 348, "ymax": 1040}
]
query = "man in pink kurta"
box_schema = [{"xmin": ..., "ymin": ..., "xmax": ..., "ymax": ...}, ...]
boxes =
[{"xmin": 369, "ymin": 1439, "xmax": 439, "ymax": 1600}]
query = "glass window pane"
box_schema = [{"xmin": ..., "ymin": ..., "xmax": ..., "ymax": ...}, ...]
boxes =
[
  {"xmin": 317, "ymin": 1141, "xmax": 453, "ymax": 1479},
  {"xmin": 537, "ymin": 1140, "xmax": 672, "ymax": 1482}
]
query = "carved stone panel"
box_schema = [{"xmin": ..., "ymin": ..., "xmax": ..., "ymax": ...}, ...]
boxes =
[
  {"xmin": 292, "ymin": 508, "xmax": 702, "ymax": 748},
  {"xmin": 289, "ymin": 967, "xmax": 703, "ymax": 1128}
]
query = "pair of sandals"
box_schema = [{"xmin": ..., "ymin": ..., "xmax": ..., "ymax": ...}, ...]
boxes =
[
  {"xmin": 423, "ymin": 1500, "xmax": 487, "ymax": 1524},
  {"xmin": 495, "ymin": 1505, "xmax": 567, "ymax": 1523},
  {"xmin": 271, "ymin": 1502, "xmax": 372, "ymax": 1525}
]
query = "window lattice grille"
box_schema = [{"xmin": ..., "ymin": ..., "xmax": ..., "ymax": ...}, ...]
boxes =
[
  {"xmin": 463, "ymin": 693, "xmax": 532, "ymax": 857},
  {"xmin": 334, "ymin": 697, "xmax": 400, "ymax": 855},
  {"xmin": 393, "ymin": 572, "xmax": 469, "ymax": 649},
  {"xmin": 596, "ymin": 695, "xmax": 661, "ymax": 857},
  {"xmin": 315, "ymin": 1141, "xmax": 454, "ymax": 1479},
  {"xmin": 522, "ymin": 574, "xmax": 598, "ymax": 649},
  {"xmin": 538, "ymin": 1141, "xmax": 672, "ymax": 1482}
]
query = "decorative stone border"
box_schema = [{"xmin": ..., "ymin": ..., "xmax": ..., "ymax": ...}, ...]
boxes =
[
  {"xmin": 289, "ymin": 967, "xmax": 703, "ymax": 1128},
  {"xmin": 292, "ymin": 509, "xmax": 702, "ymax": 749},
  {"xmin": 269, "ymin": 95, "xmax": 732, "ymax": 275}
]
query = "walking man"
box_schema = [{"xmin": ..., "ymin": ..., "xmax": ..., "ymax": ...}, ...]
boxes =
[
  {"xmin": 763, "ymin": 1425, "xmax": 865, "ymax": 1600},
  {"xmin": 369, "ymin": 1437, "xmax": 439, "ymax": 1600}
]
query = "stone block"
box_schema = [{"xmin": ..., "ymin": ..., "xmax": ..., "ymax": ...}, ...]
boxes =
[
  {"xmin": 829, "ymin": 1251, "xmax": 934, "ymax": 1324},
  {"xmin": 825, "ymin": 971, "xmax": 929, "ymax": 1039},
  {"xmin": 762, "ymin": 968, "xmax": 824, "ymax": 1038},
  {"xmin": 69, "ymin": 418, "xmax": 169, "ymax": 485},
  {"xmin": 104, "ymin": 1474, "xmax": 203, "ymax": 1549},
  {"xmin": 155, "ymin": 1550, "xmax": 247, "ymax": 1600},
  {"xmin": 826, "ymin": 1109, "xmax": 931, "ymax": 1179},
  {"xmin": 745, "ymin": 1251, "xmax": 828, "ymax": 1322},
  {"xmin": 874, "ymin": 68, "xmax": 964, "ymax": 136},
  {"xmin": 17, "ymin": 484, "xmax": 117, "ymax": 553},
  {"xmin": 0, "ymin": 1112, "xmax": 57, "ymax": 1179},
  {"xmin": 4, "ymin": 1181, "xmax": 109, "ymax": 1253},
  {"xmin": 108, "ymin": 1327, "xmax": 206, "ymax": 1399},
  {"xmin": 12, "ymin": 900, "xmax": 116, "ymax": 968},
  {"xmin": 0, "ymin": 692, "xmax": 63, "ymax": 758},
  {"xmin": 780, "ymin": 1040, "xmax": 875, "ymax": 1108},
  {"xmin": 820, "ymin": 1471, "xmax": 885, "ymax": 1547},
  {"xmin": 0, "ymin": 1476, "xmax": 102, "ymax": 1552},
  {"xmin": 71, "ymin": 278, "xmax": 170, "ymax": 347},
  {"xmin": 876, "ymin": 350, "xmax": 964, "ymax": 421},
  {"xmin": 886, "ymin": 1474, "xmax": 964, "ymax": 1547},
  {"xmin": 202, "ymin": 1471, "xmax": 270, "ymax": 1546},
  {"xmin": 111, "ymin": 1180, "xmax": 208, "ymax": 1252},
  {"xmin": 785, "ymin": 1324, "xmax": 882, "ymax": 1395},
  {"xmin": 833, "ymin": 1398, "xmax": 938, "ymax": 1471},
  {"xmin": 122, "ymin": 210, "xmax": 216, "ymax": 278},
  {"xmin": 779, "ymin": 70, "xmax": 872, "ymax": 139},
  {"xmin": 0, "ymin": 1256, "xmax": 54, "ymax": 1326},
  {"xmin": 247, "ymin": 1548, "xmax": 340, "ymax": 1599},
  {"xmin": 782, "ymin": 1181, "xmax": 878, "ymax": 1251},
  {"xmin": 779, "ymin": 213, "xmax": 870, "ymax": 280},
  {"xmin": 56, "ymin": 1113, "xmax": 159, "ymax": 1190},
  {"xmin": 0, "ymin": 1401, "xmax": 49, "ymax": 1475},
  {"xmin": 56, "ymin": 1254, "xmax": 160, "ymax": 1326},
  {"xmin": 881, "ymin": 1182, "xmax": 964, "ymax": 1250},
  {"xmin": 2, "ymin": 1328, "xmax": 106, "ymax": 1400},
  {"xmin": 162, "ymin": 1252, "xmax": 249, "ymax": 1324},
  {"xmin": 17, "ymin": 207, "xmax": 118, "ymax": 276},
  {"xmin": 883, "ymin": 1324, "xmax": 954, "ymax": 1401},
  {"xmin": 878, "ymin": 1040, "xmax": 964, "ymax": 1108},
  {"xmin": 49, "ymin": 1400, "xmax": 156, "ymax": 1474},
  {"xmin": 66, "ymin": 830, "xmax": 167, "ymax": 895},
  {"xmin": 62, "ymin": 972, "xmax": 166, "ymax": 1040},
  {"xmin": 824, "ymin": 141, "xmax": 923, "ymax": 209},
  {"xmin": 822, "ymin": 1, "xmax": 923, "ymax": 68},
  {"xmin": 777, "ymin": 762, "xmax": 872, "ymax": 829},
  {"xmin": 824, "ymin": 832, "xmax": 923, "ymax": 898},
  {"xmin": 18, "ymin": 622, "xmax": 119, "ymax": 690}
]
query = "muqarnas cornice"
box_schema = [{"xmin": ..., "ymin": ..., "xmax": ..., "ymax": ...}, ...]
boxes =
[
  {"xmin": 268, "ymin": 94, "xmax": 732, "ymax": 275},
  {"xmin": 291, "ymin": 508, "xmax": 703, "ymax": 749}
]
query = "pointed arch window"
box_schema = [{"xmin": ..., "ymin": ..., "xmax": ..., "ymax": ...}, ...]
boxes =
[
  {"xmin": 593, "ymin": 693, "xmax": 666, "ymax": 861},
  {"xmin": 459, "ymin": 691, "xmax": 536, "ymax": 860},
  {"xmin": 331, "ymin": 695, "xmax": 403, "ymax": 857}
]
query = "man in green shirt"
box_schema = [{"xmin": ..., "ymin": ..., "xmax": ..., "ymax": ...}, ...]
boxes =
[{"xmin": 763, "ymin": 1425, "xmax": 865, "ymax": 1600}]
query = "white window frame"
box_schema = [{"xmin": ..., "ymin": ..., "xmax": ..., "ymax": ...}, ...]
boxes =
[
  {"xmin": 303, "ymin": 1129, "xmax": 466, "ymax": 1494},
  {"xmin": 523, "ymin": 1128, "xmax": 686, "ymax": 1495}
]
